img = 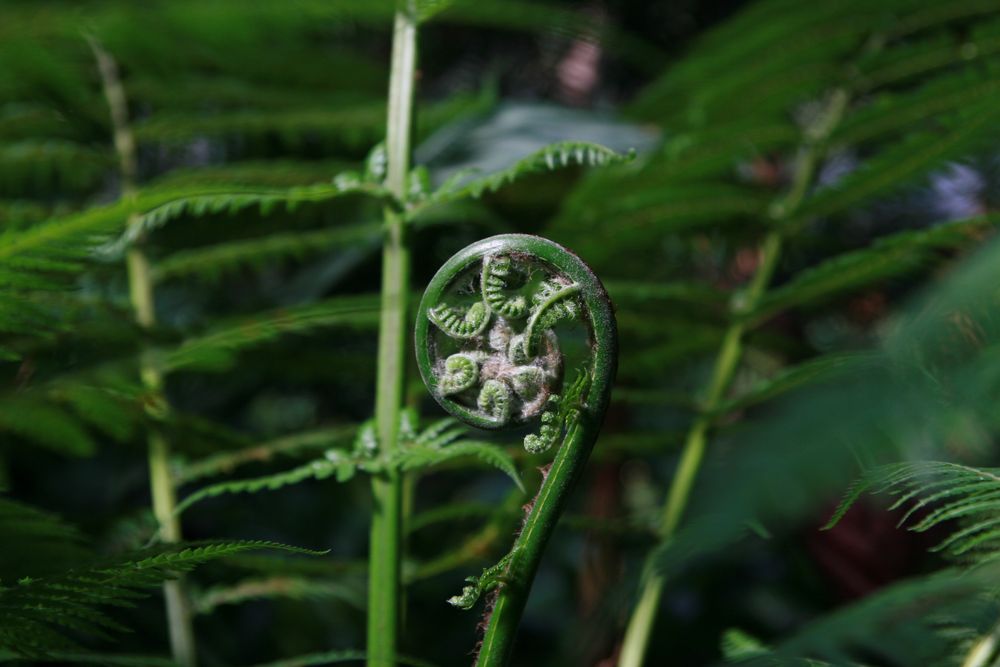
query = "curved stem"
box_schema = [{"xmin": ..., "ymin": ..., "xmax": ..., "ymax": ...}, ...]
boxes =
[
  {"xmin": 477, "ymin": 419, "xmax": 594, "ymax": 666},
  {"xmin": 368, "ymin": 3, "xmax": 417, "ymax": 666},
  {"xmin": 618, "ymin": 88, "xmax": 850, "ymax": 667},
  {"xmin": 90, "ymin": 37, "xmax": 196, "ymax": 666},
  {"xmin": 415, "ymin": 235, "xmax": 617, "ymax": 666}
]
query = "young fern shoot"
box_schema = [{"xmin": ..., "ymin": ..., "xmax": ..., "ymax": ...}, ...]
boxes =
[{"xmin": 415, "ymin": 234, "xmax": 617, "ymax": 666}]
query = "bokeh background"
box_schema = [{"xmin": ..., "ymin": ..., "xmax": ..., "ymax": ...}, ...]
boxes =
[{"xmin": 4, "ymin": 1, "xmax": 1000, "ymax": 665}]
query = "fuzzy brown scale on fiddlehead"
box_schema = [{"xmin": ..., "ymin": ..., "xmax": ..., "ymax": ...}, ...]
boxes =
[
  {"xmin": 482, "ymin": 254, "xmax": 528, "ymax": 319},
  {"xmin": 428, "ymin": 300, "xmax": 490, "ymax": 339}
]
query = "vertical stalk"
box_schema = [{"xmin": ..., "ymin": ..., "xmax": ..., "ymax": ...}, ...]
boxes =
[
  {"xmin": 618, "ymin": 89, "xmax": 849, "ymax": 667},
  {"xmin": 368, "ymin": 4, "xmax": 417, "ymax": 666},
  {"xmin": 90, "ymin": 39, "xmax": 196, "ymax": 666}
]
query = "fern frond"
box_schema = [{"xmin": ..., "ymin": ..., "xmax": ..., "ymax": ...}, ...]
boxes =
[
  {"xmin": 165, "ymin": 295, "xmax": 380, "ymax": 372},
  {"xmin": 425, "ymin": 141, "xmax": 632, "ymax": 205},
  {"xmin": 193, "ymin": 575, "xmax": 365, "ymax": 614},
  {"xmin": 176, "ymin": 452, "xmax": 365, "ymax": 515},
  {"xmin": 837, "ymin": 70, "xmax": 1000, "ymax": 146},
  {"xmin": 0, "ymin": 540, "xmax": 320, "ymax": 658},
  {"xmin": 111, "ymin": 180, "xmax": 390, "ymax": 254},
  {"xmin": 0, "ymin": 140, "xmax": 111, "ymax": 196},
  {"xmin": 560, "ymin": 183, "xmax": 769, "ymax": 237},
  {"xmin": 758, "ymin": 567, "xmax": 1000, "ymax": 665},
  {"xmin": 393, "ymin": 440, "xmax": 523, "ymax": 491},
  {"xmin": 177, "ymin": 425, "xmax": 358, "ymax": 484},
  {"xmin": 826, "ymin": 462, "xmax": 1000, "ymax": 561},
  {"xmin": 714, "ymin": 353, "xmax": 875, "ymax": 416},
  {"xmin": 606, "ymin": 280, "xmax": 727, "ymax": 309},
  {"xmin": 406, "ymin": 501, "xmax": 500, "ymax": 534},
  {"xmin": 857, "ymin": 17, "xmax": 1000, "ymax": 90},
  {"xmin": 0, "ymin": 397, "xmax": 98, "ymax": 456},
  {"xmin": 152, "ymin": 222, "xmax": 382, "ymax": 283},
  {"xmin": 0, "ymin": 181, "xmax": 389, "ymax": 287},
  {"xmin": 132, "ymin": 104, "xmax": 386, "ymax": 145},
  {"xmin": 795, "ymin": 102, "xmax": 1000, "ymax": 221},
  {"xmin": 146, "ymin": 159, "xmax": 360, "ymax": 189},
  {"xmin": 755, "ymin": 216, "xmax": 998, "ymax": 319},
  {"xmin": 0, "ymin": 497, "xmax": 90, "ymax": 578},
  {"xmin": 720, "ymin": 628, "xmax": 770, "ymax": 662}
]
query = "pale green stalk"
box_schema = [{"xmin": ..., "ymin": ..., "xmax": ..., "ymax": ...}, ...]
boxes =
[
  {"xmin": 90, "ymin": 38, "xmax": 196, "ymax": 666},
  {"xmin": 619, "ymin": 89, "xmax": 849, "ymax": 667},
  {"xmin": 368, "ymin": 3, "xmax": 417, "ymax": 665}
]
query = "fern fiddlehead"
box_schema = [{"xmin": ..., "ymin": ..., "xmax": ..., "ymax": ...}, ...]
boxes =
[{"xmin": 415, "ymin": 234, "xmax": 617, "ymax": 666}]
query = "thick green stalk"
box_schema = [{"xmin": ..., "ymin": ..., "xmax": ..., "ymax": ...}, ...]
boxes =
[
  {"xmin": 368, "ymin": 4, "xmax": 417, "ymax": 666},
  {"xmin": 90, "ymin": 39, "xmax": 196, "ymax": 666},
  {"xmin": 477, "ymin": 420, "xmax": 598, "ymax": 666},
  {"xmin": 618, "ymin": 89, "xmax": 849, "ymax": 667}
]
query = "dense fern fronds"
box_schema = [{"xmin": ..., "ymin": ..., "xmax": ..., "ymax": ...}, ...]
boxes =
[
  {"xmin": 0, "ymin": 511, "xmax": 320, "ymax": 660},
  {"xmin": 826, "ymin": 462, "xmax": 1000, "ymax": 562},
  {"xmin": 736, "ymin": 568, "xmax": 1000, "ymax": 666},
  {"xmin": 176, "ymin": 417, "xmax": 522, "ymax": 513}
]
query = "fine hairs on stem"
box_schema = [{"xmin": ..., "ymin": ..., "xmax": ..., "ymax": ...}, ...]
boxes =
[{"xmin": 415, "ymin": 234, "xmax": 618, "ymax": 665}]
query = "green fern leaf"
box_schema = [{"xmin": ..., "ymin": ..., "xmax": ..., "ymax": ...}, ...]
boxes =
[
  {"xmin": 754, "ymin": 216, "xmax": 998, "ymax": 320},
  {"xmin": 826, "ymin": 462, "xmax": 1000, "ymax": 560},
  {"xmin": 176, "ymin": 453, "xmax": 366, "ymax": 515},
  {"xmin": 152, "ymin": 222, "xmax": 382, "ymax": 283},
  {"xmin": 795, "ymin": 103, "xmax": 1000, "ymax": 221},
  {"xmin": 392, "ymin": 440, "xmax": 523, "ymax": 491},
  {"xmin": 425, "ymin": 141, "xmax": 632, "ymax": 205},
  {"xmin": 165, "ymin": 295, "xmax": 380, "ymax": 372},
  {"xmin": 177, "ymin": 425, "xmax": 358, "ymax": 484},
  {"xmin": 714, "ymin": 353, "xmax": 875, "ymax": 416},
  {"xmin": 193, "ymin": 575, "xmax": 365, "ymax": 614}
]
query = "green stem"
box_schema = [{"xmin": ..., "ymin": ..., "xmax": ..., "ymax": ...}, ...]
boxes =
[
  {"xmin": 618, "ymin": 89, "xmax": 849, "ymax": 667},
  {"xmin": 476, "ymin": 419, "xmax": 596, "ymax": 666},
  {"xmin": 368, "ymin": 4, "xmax": 417, "ymax": 666},
  {"xmin": 89, "ymin": 37, "xmax": 197, "ymax": 667}
]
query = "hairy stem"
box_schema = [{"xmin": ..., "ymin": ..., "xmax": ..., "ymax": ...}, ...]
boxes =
[
  {"xmin": 90, "ymin": 38, "xmax": 196, "ymax": 666},
  {"xmin": 618, "ymin": 88, "xmax": 849, "ymax": 667},
  {"xmin": 476, "ymin": 420, "xmax": 596, "ymax": 666},
  {"xmin": 411, "ymin": 235, "xmax": 618, "ymax": 667},
  {"xmin": 368, "ymin": 3, "xmax": 417, "ymax": 666}
]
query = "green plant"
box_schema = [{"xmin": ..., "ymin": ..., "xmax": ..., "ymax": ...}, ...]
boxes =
[
  {"xmin": 539, "ymin": 0, "xmax": 1000, "ymax": 663},
  {"xmin": 5, "ymin": 0, "xmax": 1000, "ymax": 664},
  {"xmin": 414, "ymin": 234, "xmax": 617, "ymax": 663}
]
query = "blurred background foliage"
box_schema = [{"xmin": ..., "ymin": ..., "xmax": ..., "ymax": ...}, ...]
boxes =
[{"xmin": 3, "ymin": 0, "xmax": 1000, "ymax": 665}]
